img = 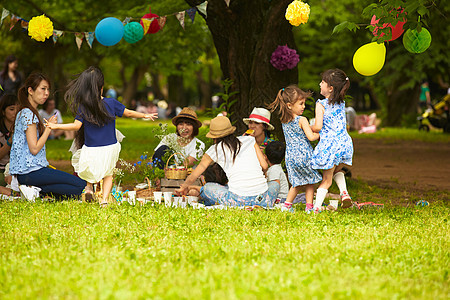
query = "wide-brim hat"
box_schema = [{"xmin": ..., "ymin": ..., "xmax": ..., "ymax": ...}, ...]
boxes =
[
  {"xmin": 242, "ymin": 107, "xmax": 274, "ymax": 130},
  {"xmin": 206, "ymin": 116, "xmax": 236, "ymax": 139},
  {"xmin": 172, "ymin": 107, "xmax": 202, "ymax": 129}
]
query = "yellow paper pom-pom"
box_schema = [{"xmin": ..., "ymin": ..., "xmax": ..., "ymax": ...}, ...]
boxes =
[
  {"xmin": 286, "ymin": 0, "xmax": 310, "ymax": 26},
  {"xmin": 28, "ymin": 15, "xmax": 54, "ymax": 42}
]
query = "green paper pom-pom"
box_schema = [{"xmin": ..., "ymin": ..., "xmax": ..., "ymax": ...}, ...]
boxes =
[
  {"xmin": 124, "ymin": 22, "xmax": 144, "ymax": 44},
  {"xmin": 402, "ymin": 28, "xmax": 432, "ymax": 54}
]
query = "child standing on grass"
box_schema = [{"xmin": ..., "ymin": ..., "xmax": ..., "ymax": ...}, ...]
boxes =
[
  {"xmin": 311, "ymin": 69, "xmax": 354, "ymax": 211},
  {"xmin": 46, "ymin": 66, "xmax": 158, "ymax": 206},
  {"xmin": 268, "ymin": 85, "xmax": 322, "ymax": 213}
]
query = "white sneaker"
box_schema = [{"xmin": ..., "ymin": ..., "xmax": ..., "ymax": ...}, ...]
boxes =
[{"xmin": 19, "ymin": 185, "xmax": 41, "ymax": 202}]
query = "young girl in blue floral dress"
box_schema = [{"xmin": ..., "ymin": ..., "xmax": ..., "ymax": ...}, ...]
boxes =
[
  {"xmin": 311, "ymin": 69, "xmax": 354, "ymax": 211},
  {"xmin": 268, "ymin": 85, "xmax": 322, "ymax": 213},
  {"xmin": 46, "ymin": 66, "xmax": 158, "ymax": 205}
]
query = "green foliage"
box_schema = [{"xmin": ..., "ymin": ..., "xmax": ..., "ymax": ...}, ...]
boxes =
[
  {"xmin": 0, "ymin": 0, "xmax": 217, "ymax": 106},
  {"xmin": 208, "ymin": 78, "xmax": 239, "ymax": 119}
]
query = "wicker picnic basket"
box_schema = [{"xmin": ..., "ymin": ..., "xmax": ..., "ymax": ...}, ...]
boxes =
[
  {"xmin": 165, "ymin": 153, "xmax": 188, "ymax": 180},
  {"xmin": 135, "ymin": 177, "xmax": 159, "ymax": 199}
]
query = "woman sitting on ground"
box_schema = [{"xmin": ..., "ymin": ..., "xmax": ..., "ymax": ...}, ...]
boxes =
[
  {"xmin": 175, "ymin": 116, "xmax": 279, "ymax": 208},
  {"xmin": 242, "ymin": 107, "xmax": 274, "ymax": 152},
  {"xmin": 9, "ymin": 73, "xmax": 86, "ymax": 200},
  {"xmin": 0, "ymin": 94, "xmax": 18, "ymax": 186},
  {"xmin": 152, "ymin": 107, "xmax": 205, "ymax": 168}
]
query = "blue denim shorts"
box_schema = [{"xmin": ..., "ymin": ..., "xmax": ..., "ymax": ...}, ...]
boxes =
[{"xmin": 199, "ymin": 181, "xmax": 280, "ymax": 208}]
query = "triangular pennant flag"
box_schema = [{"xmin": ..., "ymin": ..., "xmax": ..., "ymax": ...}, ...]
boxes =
[
  {"xmin": 9, "ymin": 15, "xmax": 19, "ymax": 31},
  {"xmin": 122, "ymin": 17, "xmax": 131, "ymax": 25},
  {"xmin": 20, "ymin": 20, "xmax": 28, "ymax": 30},
  {"xmin": 186, "ymin": 8, "xmax": 196, "ymax": 23},
  {"xmin": 224, "ymin": 0, "xmax": 230, "ymax": 7},
  {"xmin": 53, "ymin": 30, "xmax": 63, "ymax": 44},
  {"xmin": 157, "ymin": 16, "xmax": 167, "ymax": 31},
  {"xmin": 142, "ymin": 18, "xmax": 153, "ymax": 34},
  {"xmin": 75, "ymin": 32, "xmax": 84, "ymax": 50},
  {"xmin": 197, "ymin": 1, "xmax": 208, "ymax": 17},
  {"xmin": 175, "ymin": 11, "xmax": 185, "ymax": 30},
  {"xmin": 85, "ymin": 32, "xmax": 94, "ymax": 48},
  {"xmin": 1, "ymin": 8, "xmax": 10, "ymax": 26}
]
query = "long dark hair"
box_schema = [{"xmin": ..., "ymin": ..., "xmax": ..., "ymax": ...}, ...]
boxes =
[
  {"xmin": 321, "ymin": 69, "xmax": 350, "ymax": 105},
  {"xmin": 0, "ymin": 55, "xmax": 19, "ymax": 81},
  {"xmin": 0, "ymin": 94, "xmax": 18, "ymax": 135},
  {"xmin": 65, "ymin": 66, "xmax": 113, "ymax": 127},
  {"xmin": 267, "ymin": 85, "xmax": 311, "ymax": 123},
  {"xmin": 214, "ymin": 134, "xmax": 242, "ymax": 164},
  {"xmin": 17, "ymin": 73, "xmax": 50, "ymax": 135}
]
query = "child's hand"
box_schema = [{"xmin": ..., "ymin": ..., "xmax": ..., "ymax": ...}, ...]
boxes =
[{"xmin": 144, "ymin": 113, "xmax": 158, "ymax": 121}]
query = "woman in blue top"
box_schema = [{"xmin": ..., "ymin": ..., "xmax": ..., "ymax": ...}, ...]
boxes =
[
  {"xmin": 47, "ymin": 66, "xmax": 158, "ymax": 205},
  {"xmin": 9, "ymin": 73, "xmax": 86, "ymax": 199}
]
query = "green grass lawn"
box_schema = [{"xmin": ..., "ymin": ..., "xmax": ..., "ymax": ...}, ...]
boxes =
[
  {"xmin": 0, "ymin": 201, "xmax": 448, "ymax": 299},
  {"xmin": 1, "ymin": 122, "xmax": 449, "ymax": 298}
]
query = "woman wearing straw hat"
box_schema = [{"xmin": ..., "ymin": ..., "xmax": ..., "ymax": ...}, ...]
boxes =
[
  {"xmin": 175, "ymin": 116, "xmax": 280, "ymax": 208},
  {"xmin": 152, "ymin": 107, "xmax": 205, "ymax": 168},
  {"xmin": 243, "ymin": 107, "xmax": 274, "ymax": 151}
]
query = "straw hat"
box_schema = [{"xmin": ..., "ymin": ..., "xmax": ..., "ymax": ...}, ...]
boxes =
[
  {"xmin": 172, "ymin": 107, "xmax": 202, "ymax": 128},
  {"xmin": 242, "ymin": 107, "xmax": 274, "ymax": 130},
  {"xmin": 206, "ymin": 116, "xmax": 236, "ymax": 139}
]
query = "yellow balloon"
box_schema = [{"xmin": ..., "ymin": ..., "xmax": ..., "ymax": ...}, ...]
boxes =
[{"xmin": 353, "ymin": 42, "xmax": 386, "ymax": 76}]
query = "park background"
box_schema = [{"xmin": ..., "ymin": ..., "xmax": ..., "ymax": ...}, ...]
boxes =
[{"xmin": 0, "ymin": 0, "xmax": 449, "ymax": 299}]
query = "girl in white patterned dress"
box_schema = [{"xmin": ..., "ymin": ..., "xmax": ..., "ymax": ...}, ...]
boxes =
[{"xmin": 311, "ymin": 69, "xmax": 354, "ymax": 211}]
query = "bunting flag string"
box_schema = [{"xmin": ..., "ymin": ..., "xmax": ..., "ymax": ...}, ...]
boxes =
[
  {"xmin": 74, "ymin": 32, "xmax": 84, "ymax": 50},
  {"xmin": 0, "ymin": 1, "xmax": 208, "ymax": 49},
  {"xmin": 52, "ymin": 30, "xmax": 63, "ymax": 44},
  {"xmin": 1, "ymin": 8, "xmax": 9, "ymax": 26},
  {"xmin": 20, "ymin": 20, "xmax": 28, "ymax": 30},
  {"xmin": 175, "ymin": 11, "xmax": 185, "ymax": 30},
  {"xmin": 9, "ymin": 15, "xmax": 19, "ymax": 31},
  {"xmin": 157, "ymin": 16, "xmax": 167, "ymax": 31},
  {"xmin": 186, "ymin": 8, "xmax": 196, "ymax": 24},
  {"xmin": 85, "ymin": 32, "xmax": 94, "ymax": 48},
  {"xmin": 141, "ymin": 18, "xmax": 153, "ymax": 34},
  {"xmin": 197, "ymin": 1, "xmax": 208, "ymax": 17}
]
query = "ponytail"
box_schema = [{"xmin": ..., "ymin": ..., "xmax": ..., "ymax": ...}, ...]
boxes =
[
  {"xmin": 322, "ymin": 69, "xmax": 349, "ymax": 105},
  {"xmin": 267, "ymin": 85, "xmax": 311, "ymax": 123}
]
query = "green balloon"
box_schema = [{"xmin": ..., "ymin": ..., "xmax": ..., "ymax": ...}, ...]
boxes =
[
  {"xmin": 124, "ymin": 22, "xmax": 144, "ymax": 44},
  {"xmin": 402, "ymin": 28, "xmax": 432, "ymax": 53}
]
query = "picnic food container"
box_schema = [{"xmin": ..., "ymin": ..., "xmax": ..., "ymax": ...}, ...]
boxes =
[{"xmin": 165, "ymin": 153, "xmax": 188, "ymax": 180}]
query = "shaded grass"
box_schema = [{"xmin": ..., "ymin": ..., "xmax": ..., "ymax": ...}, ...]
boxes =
[{"xmin": 0, "ymin": 200, "xmax": 448, "ymax": 299}]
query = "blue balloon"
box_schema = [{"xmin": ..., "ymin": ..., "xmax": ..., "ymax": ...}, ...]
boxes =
[{"xmin": 95, "ymin": 17, "xmax": 124, "ymax": 46}]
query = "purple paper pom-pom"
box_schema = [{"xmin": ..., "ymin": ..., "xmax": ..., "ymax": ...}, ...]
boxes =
[{"xmin": 270, "ymin": 45, "xmax": 300, "ymax": 71}]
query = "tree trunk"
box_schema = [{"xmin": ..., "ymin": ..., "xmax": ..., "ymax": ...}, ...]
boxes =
[
  {"xmin": 150, "ymin": 72, "xmax": 165, "ymax": 100},
  {"xmin": 168, "ymin": 69, "xmax": 186, "ymax": 107},
  {"xmin": 196, "ymin": 69, "xmax": 212, "ymax": 109},
  {"xmin": 122, "ymin": 65, "xmax": 148, "ymax": 107},
  {"xmin": 385, "ymin": 83, "xmax": 418, "ymax": 126},
  {"xmin": 186, "ymin": 0, "xmax": 297, "ymax": 139}
]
